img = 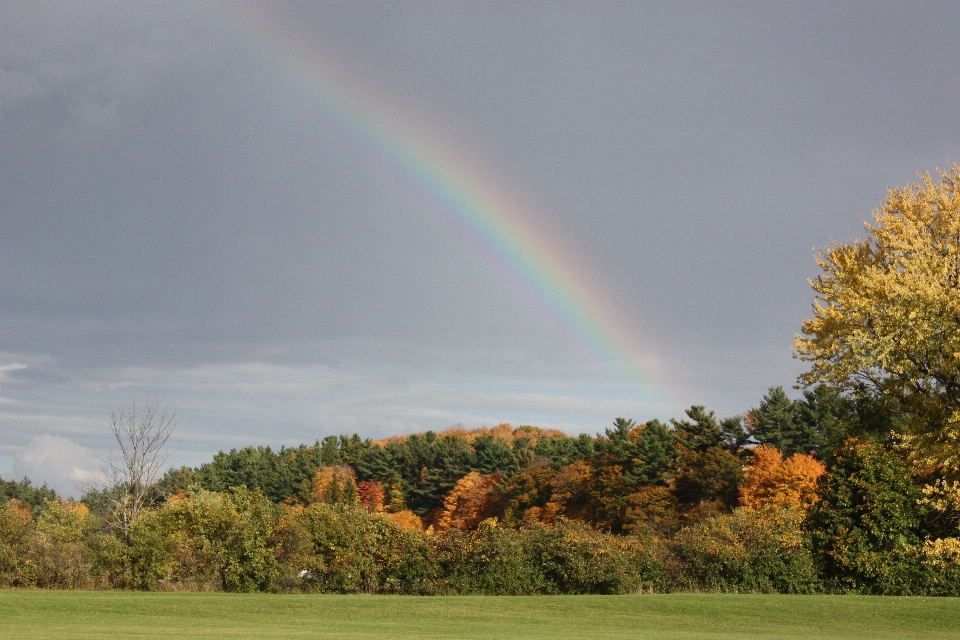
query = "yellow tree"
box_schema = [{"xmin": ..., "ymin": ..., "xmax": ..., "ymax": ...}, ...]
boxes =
[{"xmin": 794, "ymin": 164, "xmax": 960, "ymax": 472}]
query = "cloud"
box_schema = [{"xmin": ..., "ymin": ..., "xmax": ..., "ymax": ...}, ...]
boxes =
[
  {"xmin": 0, "ymin": 362, "xmax": 28, "ymax": 383},
  {"xmin": 0, "ymin": 2, "xmax": 226, "ymax": 136},
  {"xmin": 0, "ymin": 353, "xmax": 664, "ymax": 477},
  {"xmin": 13, "ymin": 434, "xmax": 101, "ymax": 498}
]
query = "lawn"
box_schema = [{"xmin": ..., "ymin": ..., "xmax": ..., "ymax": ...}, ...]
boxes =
[{"xmin": 2, "ymin": 592, "xmax": 958, "ymax": 639}]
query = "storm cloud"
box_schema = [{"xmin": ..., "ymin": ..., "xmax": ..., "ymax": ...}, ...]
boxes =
[{"xmin": 2, "ymin": 1, "xmax": 959, "ymax": 490}]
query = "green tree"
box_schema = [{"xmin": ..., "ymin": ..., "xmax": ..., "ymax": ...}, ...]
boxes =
[
  {"xmin": 672, "ymin": 446, "xmax": 743, "ymax": 508},
  {"xmin": 747, "ymin": 387, "xmax": 820, "ymax": 455},
  {"xmin": 0, "ymin": 477, "xmax": 58, "ymax": 515},
  {"xmin": 805, "ymin": 439, "xmax": 922, "ymax": 594},
  {"xmin": 795, "ymin": 384, "xmax": 857, "ymax": 459},
  {"xmin": 672, "ymin": 406, "xmax": 724, "ymax": 452},
  {"xmin": 633, "ymin": 420, "xmax": 676, "ymax": 485},
  {"xmin": 670, "ymin": 406, "xmax": 745, "ymax": 509}
]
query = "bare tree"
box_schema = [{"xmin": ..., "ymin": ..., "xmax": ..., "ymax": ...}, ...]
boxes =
[{"xmin": 101, "ymin": 397, "xmax": 178, "ymax": 540}]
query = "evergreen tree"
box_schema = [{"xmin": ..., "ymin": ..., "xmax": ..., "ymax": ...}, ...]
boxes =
[
  {"xmin": 795, "ymin": 384, "xmax": 855, "ymax": 457},
  {"xmin": 747, "ymin": 387, "xmax": 816, "ymax": 455},
  {"xmin": 632, "ymin": 420, "xmax": 675, "ymax": 486},
  {"xmin": 672, "ymin": 406, "xmax": 723, "ymax": 452},
  {"xmin": 0, "ymin": 476, "xmax": 58, "ymax": 514},
  {"xmin": 719, "ymin": 415, "xmax": 751, "ymax": 456}
]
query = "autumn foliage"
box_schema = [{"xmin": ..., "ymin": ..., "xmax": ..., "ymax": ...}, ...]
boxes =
[
  {"xmin": 312, "ymin": 464, "xmax": 357, "ymax": 505},
  {"xmin": 740, "ymin": 445, "xmax": 825, "ymax": 511},
  {"xmin": 435, "ymin": 471, "xmax": 501, "ymax": 532}
]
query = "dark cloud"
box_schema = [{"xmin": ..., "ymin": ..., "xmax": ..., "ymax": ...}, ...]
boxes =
[{"xmin": 2, "ymin": 1, "xmax": 959, "ymax": 489}]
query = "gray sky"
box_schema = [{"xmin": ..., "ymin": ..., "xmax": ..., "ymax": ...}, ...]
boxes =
[{"xmin": 3, "ymin": 0, "xmax": 959, "ymax": 495}]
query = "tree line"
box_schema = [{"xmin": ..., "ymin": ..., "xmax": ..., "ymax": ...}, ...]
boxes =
[
  {"xmin": 1, "ymin": 386, "xmax": 958, "ymax": 594},
  {"xmin": 2, "ymin": 165, "xmax": 960, "ymax": 595}
]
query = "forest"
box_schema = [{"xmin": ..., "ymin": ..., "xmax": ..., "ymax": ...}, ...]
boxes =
[{"xmin": 2, "ymin": 166, "xmax": 960, "ymax": 595}]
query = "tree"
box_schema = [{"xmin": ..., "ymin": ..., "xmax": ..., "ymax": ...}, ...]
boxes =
[
  {"xmin": 670, "ymin": 406, "xmax": 744, "ymax": 509},
  {"xmin": 805, "ymin": 439, "xmax": 923, "ymax": 594},
  {"xmin": 739, "ymin": 445, "xmax": 825, "ymax": 512},
  {"xmin": 795, "ymin": 384, "xmax": 856, "ymax": 459},
  {"xmin": 631, "ymin": 420, "xmax": 676, "ymax": 485},
  {"xmin": 672, "ymin": 446, "xmax": 743, "ymax": 509},
  {"xmin": 594, "ymin": 418, "xmax": 674, "ymax": 489},
  {"xmin": 746, "ymin": 387, "xmax": 813, "ymax": 455},
  {"xmin": 671, "ymin": 406, "xmax": 724, "ymax": 452},
  {"xmin": 435, "ymin": 471, "xmax": 501, "ymax": 531},
  {"xmin": 99, "ymin": 397, "xmax": 178, "ymax": 541},
  {"xmin": 794, "ymin": 165, "xmax": 960, "ymax": 472},
  {"xmin": 0, "ymin": 477, "xmax": 58, "ymax": 515},
  {"xmin": 312, "ymin": 464, "xmax": 358, "ymax": 505}
]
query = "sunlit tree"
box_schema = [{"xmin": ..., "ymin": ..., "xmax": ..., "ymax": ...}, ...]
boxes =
[
  {"xmin": 739, "ymin": 445, "xmax": 825, "ymax": 512},
  {"xmin": 794, "ymin": 165, "xmax": 960, "ymax": 472}
]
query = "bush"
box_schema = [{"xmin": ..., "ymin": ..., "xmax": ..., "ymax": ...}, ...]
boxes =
[
  {"xmin": 530, "ymin": 520, "xmax": 664, "ymax": 594},
  {"xmin": 276, "ymin": 503, "xmax": 437, "ymax": 594},
  {"xmin": 431, "ymin": 520, "xmax": 548, "ymax": 594},
  {"xmin": 0, "ymin": 499, "xmax": 37, "ymax": 587},
  {"xmin": 666, "ymin": 505, "xmax": 819, "ymax": 593},
  {"xmin": 920, "ymin": 537, "xmax": 960, "ymax": 596},
  {"xmin": 30, "ymin": 500, "xmax": 97, "ymax": 589},
  {"xmin": 130, "ymin": 487, "xmax": 279, "ymax": 592},
  {"xmin": 431, "ymin": 518, "xmax": 663, "ymax": 595}
]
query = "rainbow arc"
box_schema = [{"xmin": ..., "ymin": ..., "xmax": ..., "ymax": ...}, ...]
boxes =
[{"xmin": 206, "ymin": 3, "xmax": 662, "ymax": 404}]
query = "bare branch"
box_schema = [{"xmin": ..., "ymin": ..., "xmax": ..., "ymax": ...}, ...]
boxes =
[{"xmin": 98, "ymin": 396, "xmax": 179, "ymax": 540}]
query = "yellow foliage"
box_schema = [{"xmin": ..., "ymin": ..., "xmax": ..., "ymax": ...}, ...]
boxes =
[
  {"xmin": 794, "ymin": 164, "xmax": 960, "ymax": 472},
  {"xmin": 622, "ymin": 485, "xmax": 678, "ymax": 538},
  {"xmin": 380, "ymin": 509, "xmax": 424, "ymax": 531},
  {"xmin": 312, "ymin": 464, "xmax": 357, "ymax": 504},
  {"xmin": 923, "ymin": 537, "xmax": 960, "ymax": 568},
  {"xmin": 740, "ymin": 445, "xmax": 825, "ymax": 512},
  {"xmin": 919, "ymin": 479, "xmax": 960, "ymax": 535},
  {"xmin": 0, "ymin": 499, "xmax": 34, "ymax": 547}
]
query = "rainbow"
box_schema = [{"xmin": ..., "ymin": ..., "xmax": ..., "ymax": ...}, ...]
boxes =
[{"xmin": 203, "ymin": 3, "xmax": 663, "ymax": 404}]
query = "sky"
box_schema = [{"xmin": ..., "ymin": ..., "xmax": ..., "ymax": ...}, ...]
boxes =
[{"xmin": 2, "ymin": 1, "xmax": 959, "ymax": 496}]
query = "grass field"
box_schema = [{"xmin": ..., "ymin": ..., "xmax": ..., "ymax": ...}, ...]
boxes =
[{"xmin": 2, "ymin": 592, "xmax": 959, "ymax": 639}]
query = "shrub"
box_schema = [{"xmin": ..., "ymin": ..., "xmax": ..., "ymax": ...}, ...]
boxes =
[
  {"xmin": 131, "ymin": 487, "xmax": 279, "ymax": 592},
  {"xmin": 431, "ymin": 520, "xmax": 547, "ymax": 594},
  {"xmin": 276, "ymin": 503, "xmax": 436, "ymax": 594},
  {"xmin": 529, "ymin": 520, "xmax": 665, "ymax": 594},
  {"xmin": 667, "ymin": 505, "xmax": 819, "ymax": 593},
  {"xmin": 30, "ymin": 500, "xmax": 97, "ymax": 589},
  {"xmin": 920, "ymin": 537, "xmax": 960, "ymax": 596},
  {"xmin": 0, "ymin": 499, "xmax": 37, "ymax": 587}
]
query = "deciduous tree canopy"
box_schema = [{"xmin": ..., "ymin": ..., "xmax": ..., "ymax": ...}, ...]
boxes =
[{"xmin": 794, "ymin": 165, "xmax": 960, "ymax": 471}]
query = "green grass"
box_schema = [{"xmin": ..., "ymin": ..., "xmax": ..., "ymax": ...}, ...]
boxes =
[{"xmin": 1, "ymin": 592, "xmax": 958, "ymax": 639}]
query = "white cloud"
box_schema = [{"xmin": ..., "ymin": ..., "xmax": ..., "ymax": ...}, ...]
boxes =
[
  {"xmin": 0, "ymin": 362, "xmax": 28, "ymax": 382},
  {"xmin": 13, "ymin": 434, "xmax": 102, "ymax": 499}
]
